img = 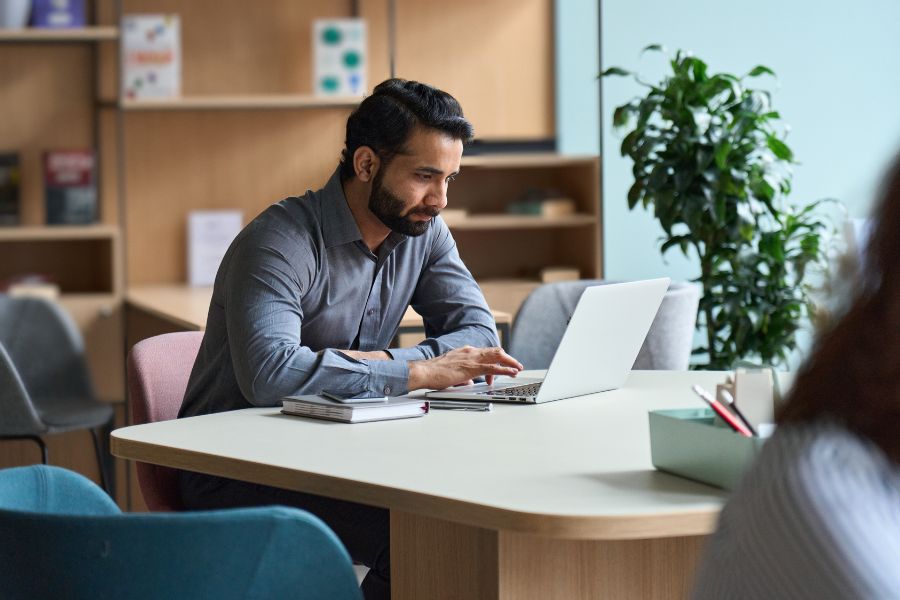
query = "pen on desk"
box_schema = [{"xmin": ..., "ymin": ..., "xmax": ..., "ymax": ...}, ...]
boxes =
[
  {"xmin": 320, "ymin": 391, "xmax": 388, "ymax": 404},
  {"xmin": 719, "ymin": 388, "xmax": 758, "ymax": 437},
  {"xmin": 691, "ymin": 384, "xmax": 754, "ymax": 437},
  {"xmin": 427, "ymin": 400, "xmax": 492, "ymax": 412}
]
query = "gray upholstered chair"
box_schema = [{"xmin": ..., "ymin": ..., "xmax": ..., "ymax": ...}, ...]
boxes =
[
  {"xmin": 0, "ymin": 295, "xmax": 114, "ymax": 493},
  {"xmin": 509, "ymin": 280, "xmax": 700, "ymax": 370}
]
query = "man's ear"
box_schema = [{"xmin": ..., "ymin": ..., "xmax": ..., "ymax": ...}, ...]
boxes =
[{"xmin": 353, "ymin": 146, "xmax": 380, "ymax": 183}]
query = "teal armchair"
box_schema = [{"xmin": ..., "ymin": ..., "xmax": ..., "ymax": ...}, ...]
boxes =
[{"xmin": 0, "ymin": 465, "xmax": 362, "ymax": 600}]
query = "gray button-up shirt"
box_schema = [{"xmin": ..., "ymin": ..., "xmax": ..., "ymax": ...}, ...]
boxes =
[{"xmin": 179, "ymin": 169, "xmax": 498, "ymax": 418}]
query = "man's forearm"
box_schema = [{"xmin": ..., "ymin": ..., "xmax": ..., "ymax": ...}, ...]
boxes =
[{"xmin": 341, "ymin": 349, "xmax": 391, "ymax": 361}]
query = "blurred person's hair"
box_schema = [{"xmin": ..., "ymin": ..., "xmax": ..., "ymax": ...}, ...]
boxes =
[{"xmin": 779, "ymin": 153, "xmax": 900, "ymax": 463}]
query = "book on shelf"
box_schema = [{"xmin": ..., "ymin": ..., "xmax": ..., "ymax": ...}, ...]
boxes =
[
  {"xmin": 121, "ymin": 14, "xmax": 181, "ymax": 100},
  {"xmin": 313, "ymin": 18, "xmax": 366, "ymax": 96},
  {"xmin": 507, "ymin": 190, "xmax": 576, "ymax": 218},
  {"xmin": 0, "ymin": 153, "xmax": 20, "ymax": 225},
  {"xmin": 44, "ymin": 150, "xmax": 97, "ymax": 225},
  {"xmin": 30, "ymin": 0, "xmax": 86, "ymax": 28},
  {"xmin": 282, "ymin": 395, "xmax": 429, "ymax": 424}
]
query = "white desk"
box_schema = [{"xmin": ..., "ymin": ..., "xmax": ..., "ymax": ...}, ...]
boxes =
[{"xmin": 112, "ymin": 371, "xmax": 733, "ymax": 599}]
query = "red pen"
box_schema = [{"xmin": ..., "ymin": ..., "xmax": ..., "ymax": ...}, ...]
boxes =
[{"xmin": 692, "ymin": 384, "xmax": 754, "ymax": 437}]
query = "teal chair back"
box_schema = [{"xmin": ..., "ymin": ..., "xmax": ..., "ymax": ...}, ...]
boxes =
[{"xmin": 0, "ymin": 465, "xmax": 362, "ymax": 600}]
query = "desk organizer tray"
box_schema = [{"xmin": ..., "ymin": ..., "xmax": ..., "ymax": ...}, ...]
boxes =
[{"xmin": 648, "ymin": 408, "xmax": 767, "ymax": 490}]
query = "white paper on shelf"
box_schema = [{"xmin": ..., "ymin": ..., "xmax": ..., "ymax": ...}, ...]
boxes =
[
  {"xmin": 313, "ymin": 18, "xmax": 367, "ymax": 96},
  {"xmin": 187, "ymin": 210, "xmax": 242, "ymax": 287}
]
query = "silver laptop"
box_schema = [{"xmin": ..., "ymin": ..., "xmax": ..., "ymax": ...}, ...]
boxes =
[{"xmin": 426, "ymin": 278, "xmax": 670, "ymax": 404}]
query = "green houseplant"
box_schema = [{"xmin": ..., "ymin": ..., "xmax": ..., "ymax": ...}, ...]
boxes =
[{"xmin": 603, "ymin": 47, "xmax": 833, "ymax": 370}]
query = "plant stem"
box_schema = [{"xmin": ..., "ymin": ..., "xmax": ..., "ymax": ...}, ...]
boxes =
[{"xmin": 699, "ymin": 247, "xmax": 717, "ymax": 369}]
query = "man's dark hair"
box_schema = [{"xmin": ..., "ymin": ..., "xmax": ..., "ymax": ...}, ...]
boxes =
[{"xmin": 339, "ymin": 78, "xmax": 474, "ymax": 181}]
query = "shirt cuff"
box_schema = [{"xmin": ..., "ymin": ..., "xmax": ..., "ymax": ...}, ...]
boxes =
[
  {"xmin": 366, "ymin": 356, "xmax": 411, "ymax": 396},
  {"xmin": 385, "ymin": 346, "xmax": 430, "ymax": 362}
]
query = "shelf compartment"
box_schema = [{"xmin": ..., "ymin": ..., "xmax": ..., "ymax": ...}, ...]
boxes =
[
  {"xmin": 444, "ymin": 213, "xmax": 596, "ymax": 231},
  {"xmin": 0, "ymin": 234, "xmax": 117, "ymax": 294},
  {"xmin": 0, "ymin": 27, "xmax": 119, "ymax": 42},
  {"xmin": 119, "ymin": 95, "xmax": 363, "ymax": 111}
]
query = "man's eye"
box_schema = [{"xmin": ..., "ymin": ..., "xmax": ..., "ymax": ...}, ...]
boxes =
[
  {"xmin": 417, "ymin": 173, "xmax": 432, "ymax": 181},
  {"xmin": 446, "ymin": 175, "xmax": 457, "ymax": 183}
]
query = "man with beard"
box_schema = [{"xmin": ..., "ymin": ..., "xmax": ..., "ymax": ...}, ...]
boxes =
[{"xmin": 177, "ymin": 79, "xmax": 522, "ymax": 600}]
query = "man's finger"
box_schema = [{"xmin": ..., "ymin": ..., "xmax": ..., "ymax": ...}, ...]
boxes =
[{"xmin": 480, "ymin": 347, "xmax": 524, "ymax": 371}]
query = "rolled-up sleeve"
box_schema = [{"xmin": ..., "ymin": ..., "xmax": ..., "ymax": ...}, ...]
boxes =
[
  {"xmin": 225, "ymin": 234, "xmax": 410, "ymax": 405},
  {"xmin": 392, "ymin": 218, "xmax": 499, "ymax": 360}
]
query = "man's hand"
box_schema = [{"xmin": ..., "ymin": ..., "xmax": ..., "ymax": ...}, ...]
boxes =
[{"xmin": 407, "ymin": 346, "xmax": 523, "ymax": 391}]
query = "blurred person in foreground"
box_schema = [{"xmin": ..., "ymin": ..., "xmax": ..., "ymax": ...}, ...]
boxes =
[{"xmin": 693, "ymin": 155, "xmax": 900, "ymax": 599}]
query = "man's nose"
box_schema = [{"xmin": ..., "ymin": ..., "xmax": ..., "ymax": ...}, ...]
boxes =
[{"xmin": 425, "ymin": 182, "xmax": 448, "ymax": 209}]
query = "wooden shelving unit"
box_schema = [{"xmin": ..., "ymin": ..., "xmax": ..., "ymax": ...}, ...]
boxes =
[
  {"xmin": 0, "ymin": 11, "xmax": 124, "ymax": 403},
  {"xmin": 0, "ymin": 26, "xmax": 119, "ymax": 42}
]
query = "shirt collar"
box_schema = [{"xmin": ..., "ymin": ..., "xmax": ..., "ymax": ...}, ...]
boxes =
[
  {"xmin": 321, "ymin": 168, "xmax": 364, "ymax": 249},
  {"xmin": 320, "ymin": 168, "xmax": 410, "ymax": 252}
]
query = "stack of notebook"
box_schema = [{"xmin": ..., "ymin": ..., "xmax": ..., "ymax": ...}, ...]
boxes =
[{"xmin": 281, "ymin": 395, "xmax": 428, "ymax": 424}]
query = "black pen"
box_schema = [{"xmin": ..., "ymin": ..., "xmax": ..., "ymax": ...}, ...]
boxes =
[
  {"xmin": 719, "ymin": 389, "xmax": 758, "ymax": 437},
  {"xmin": 428, "ymin": 400, "xmax": 492, "ymax": 412},
  {"xmin": 320, "ymin": 391, "xmax": 388, "ymax": 404}
]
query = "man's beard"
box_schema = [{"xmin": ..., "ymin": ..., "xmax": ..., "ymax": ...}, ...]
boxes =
[{"xmin": 368, "ymin": 171, "xmax": 439, "ymax": 237}]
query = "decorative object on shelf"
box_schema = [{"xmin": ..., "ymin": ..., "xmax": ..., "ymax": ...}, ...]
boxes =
[
  {"xmin": 121, "ymin": 14, "xmax": 180, "ymax": 100},
  {"xmin": 0, "ymin": 0, "xmax": 31, "ymax": 28},
  {"xmin": 539, "ymin": 266, "xmax": 580, "ymax": 283},
  {"xmin": 313, "ymin": 18, "xmax": 366, "ymax": 96},
  {"xmin": 187, "ymin": 210, "xmax": 242, "ymax": 287},
  {"xmin": 604, "ymin": 46, "xmax": 836, "ymax": 370},
  {"xmin": 44, "ymin": 149, "xmax": 96, "ymax": 225},
  {"xmin": 3, "ymin": 273, "xmax": 60, "ymax": 300},
  {"xmin": 439, "ymin": 207, "xmax": 468, "ymax": 225},
  {"xmin": 0, "ymin": 153, "xmax": 20, "ymax": 225},
  {"xmin": 30, "ymin": 0, "xmax": 83, "ymax": 28},
  {"xmin": 507, "ymin": 189, "xmax": 575, "ymax": 217}
]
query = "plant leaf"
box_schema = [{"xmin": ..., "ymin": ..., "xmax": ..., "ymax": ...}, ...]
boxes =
[
  {"xmin": 767, "ymin": 135, "xmax": 794, "ymax": 161},
  {"xmin": 714, "ymin": 141, "xmax": 732, "ymax": 170},
  {"xmin": 641, "ymin": 43, "xmax": 665, "ymax": 54},
  {"xmin": 747, "ymin": 65, "xmax": 775, "ymax": 78},
  {"xmin": 601, "ymin": 66, "xmax": 631, "ymax": 77}
]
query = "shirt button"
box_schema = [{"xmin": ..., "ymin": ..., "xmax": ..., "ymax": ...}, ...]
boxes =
[
  {"xmin": 383, "ymin": 385, "xmax": 392, "ymax": 395},
  {"xmin": 367, "ymin": 309, "xmax": 375, "ymax": 316}
]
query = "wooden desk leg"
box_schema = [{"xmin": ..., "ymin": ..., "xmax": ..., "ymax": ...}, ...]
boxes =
[{"xmin": 391, "ymin": 510, "xmax": 706, "ymax": 600}]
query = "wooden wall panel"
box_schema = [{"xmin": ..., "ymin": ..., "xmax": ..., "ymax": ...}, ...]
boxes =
[
  {"xmin": 120, "ymin": 0, "xmax": 355, "ymax": 95},
  {"xmin": 123, "ymin": 109, "xmax": 351, "ymax": 284},
  {"xmin": 0, "ymin": 45, "xmax": 95, "ymax": 225},
  {"xmin": 393, "ymin": 0, "xmax": 554, "ymax": 140}
]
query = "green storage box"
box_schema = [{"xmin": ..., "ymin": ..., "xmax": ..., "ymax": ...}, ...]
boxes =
[{"xmin": 648, "ymin": 408, "xmax": 767, "ymax": 490}]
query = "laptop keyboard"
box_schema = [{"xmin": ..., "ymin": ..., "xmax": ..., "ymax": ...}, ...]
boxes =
[{"xmin": 481, "ymin": 382, "xmax": 542, "ymax": 397}]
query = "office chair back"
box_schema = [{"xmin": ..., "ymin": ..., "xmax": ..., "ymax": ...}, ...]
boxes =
[
  {"xmin": 0, "ymin": 465, "xmax": 362, "ymax": 600},
  {"xmin": 127, "ymin": 331, "xmax": 204, "ymax": 511},
  {"xmin": 510, "ymin": 280, "xmax": 699, "ymax": 370},
  {"xmin": 0, "ymin": 295, "xmax": 114, "ymax": 490}
]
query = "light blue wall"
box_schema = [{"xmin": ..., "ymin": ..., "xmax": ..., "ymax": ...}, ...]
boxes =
[
  {"xmin": 596, "ymin": 0, "xmax": 900, "ymax": 283},
  {"xmin": 556, "ymin": 0, "xmax": 600, "ymax": 155}
]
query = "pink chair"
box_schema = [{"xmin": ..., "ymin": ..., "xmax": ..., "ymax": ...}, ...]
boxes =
[{"xmin": 126, "ymin": 331, "xmax": 204, "ymax": 511}]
